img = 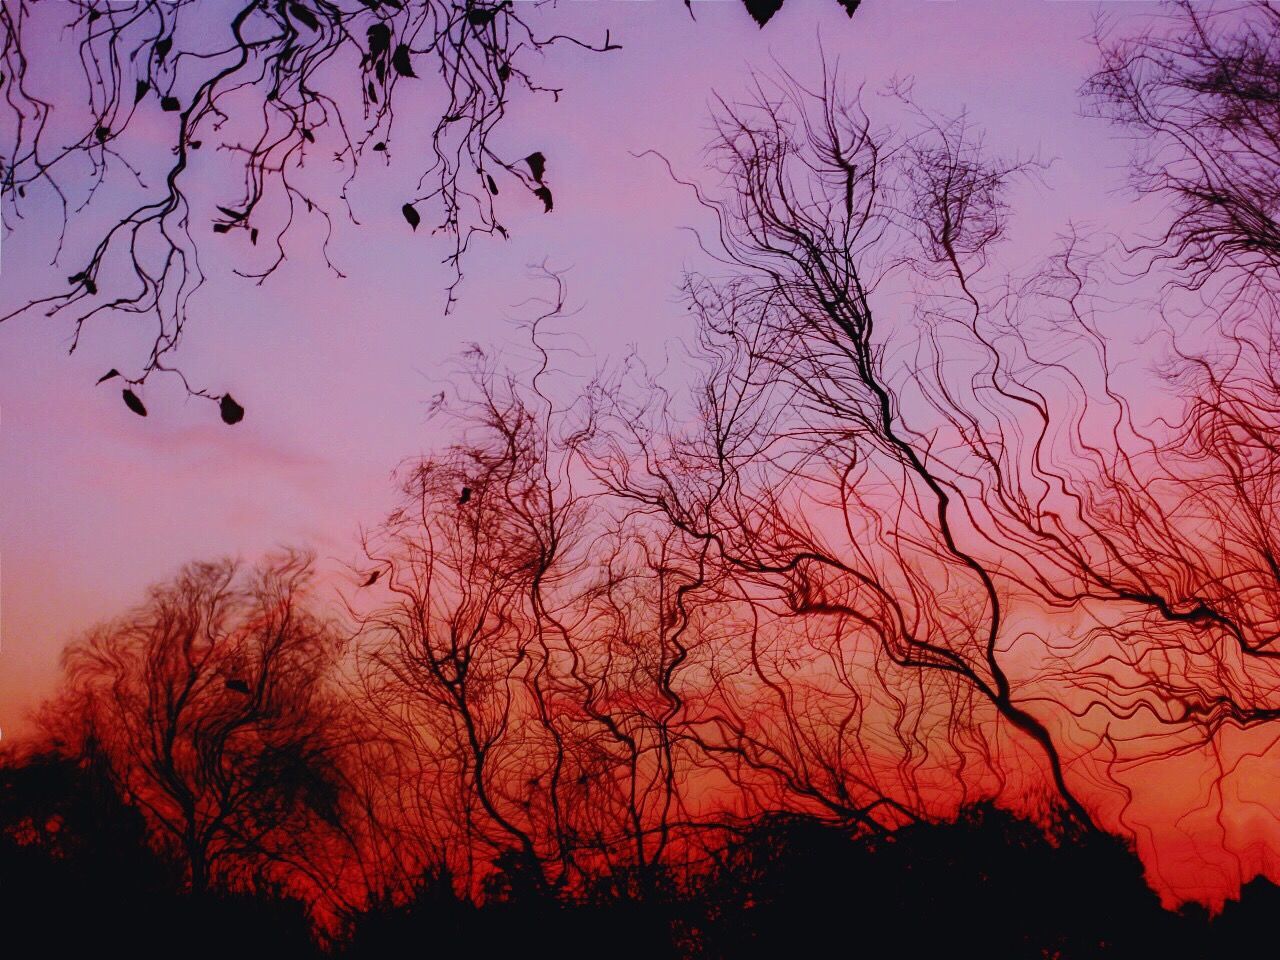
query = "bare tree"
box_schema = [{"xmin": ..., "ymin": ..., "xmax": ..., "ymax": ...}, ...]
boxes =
[
  {"xmin": 542, "ymin": 36, "xmax": 1280, "ymax": 899},
  {"xmin": 52, "ymin": 551, "xmax": 355, "ymax": 906},
  {"xmin": 350, "ymin": 295, "xmax": 771, "ymax": 900},
  {"xmin": 640, "ymin": 44, "xmax": 1280, "ymax": 866},
  {"xmin": 594, "ymin": 63, "xmax": 1105, "ymax": 829},
  {"xmin": 1086, "ymin": 1, "xmax": 1280, "ymax": 296}
]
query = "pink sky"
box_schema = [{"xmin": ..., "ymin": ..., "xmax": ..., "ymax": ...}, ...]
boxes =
[{"xmin": 0, "ymin": 0, "xmax": 1140, "ymax": 741}]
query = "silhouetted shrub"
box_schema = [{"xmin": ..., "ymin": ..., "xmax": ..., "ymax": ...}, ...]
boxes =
[{"xmin": 6, "ymin": 752, "xmax": 1279, "ymax": 959}]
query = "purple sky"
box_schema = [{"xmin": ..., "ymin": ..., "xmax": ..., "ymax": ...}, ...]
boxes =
[{"xmin": 0, "ymin": 0, "xmax": 1143, "ymax": 740}]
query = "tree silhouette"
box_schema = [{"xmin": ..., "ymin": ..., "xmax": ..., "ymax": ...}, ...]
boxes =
[
  {"xmin": 50, "ymin": 551, "xmax": 354, "ymax": 906},
  {"xmin": 596, "ymin": 64, "xmax": 1099, "ymax": 831},
  {"xmin": 352, "ymin": 311, "xmax": 723, "ymax": 895},
  {"xmin": 10, "ymin": 5, "xmax": 1280, "ymax": 950},
  {"xmin": 1086, "ymin": 1, "xmax": 1280, "ymax": 296}
]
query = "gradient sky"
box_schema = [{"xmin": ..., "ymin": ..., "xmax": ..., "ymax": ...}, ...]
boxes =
[{"xmin": 0, "ymin": 0, "xmax": 1143, "ymax": 748}]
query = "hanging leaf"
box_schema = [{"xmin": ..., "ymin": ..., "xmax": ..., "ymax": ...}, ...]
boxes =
[
  {"xmin": 219, "ymin": 393, "xmax": 245, "ymax": 425},
  {"xmin": 188, "ymin": 140, "xmax": 202, "ymax": 150},
  {"xmin": 837, "ymin": 0, "xmax": 861, "ymax": 15},
  {"xmin": 533, "ymin": 186, "xmax": 553, "ymax": 213},
  {"xmin": 96, "ymin": 369, "xmax": 121, "ymax": 385},
  {"xmin": 467, "ymin": 7, "xmax": 497, "ymax": 27},
  {"xmin": 134, "ymin": 80, "xmax": 150, "ymax": 104},
  {"xmin": 742, "ymin": 0, "xmax": 785, "ymax": 27},
  {"xmin": 161, "ymin": 96, "xmax": 181, "ymax": 112},
  {"xmin": 360, "ymin": 570, "xmax": 380, "ymax": 587},
  {"xmin": 122, "ymin": 389, "xmax": 147, "ymax": 417},
  {"xmin": 302, "ymin": 128, "xmax": 315, "ymax": 143},
  {"xmin": 225, "ymin": 677, "xmax": 251, "ymax": 694},
  {"xmin": 217, "ymin": 206, "xmax": 247, "ymax": 221},
  {"xmin": 213, "ymin": 223, "xmax": 232, "ymax": 233},
  {"xmin": 367, "ymin": 81, "xmax": 379, "ymax": 103},
  {"xmin": 402, "ymin": 203, "xmax": 421, "ymax": 230},
  {"xmin": 486, "ymin": 174, "xmax": 498, "ymax": 195},
  {"xmin": 251, "ymin": 228, "xmax": 259, "ymax": 245},
  {"xmin": 497, "ymin": 63, "xmax": 510, "ymax": 83},
  {"xmin": 372, "ymin": 141, "xmax": 386, "ymax": 152},
  {"xmin": 367, "ymin": 23, "xmax": 391, "ymax": 58},
  {"xmin": 392, "ymin": 44, "xmax": 416, "ymax": 78},
  {"xmin": 155, "ymin": 36, "xmax": 172, "ymax": 62},
  {"xmin": 525, "ymin": 151, "xmax": 546, "ymax": 182},
  {"xmin": 289, "ymin": 2, "xmax": 321, "ymax": 30},
  {"xmin": 95, "ymin": 126, "xmax": 110, "ymax": 143}
]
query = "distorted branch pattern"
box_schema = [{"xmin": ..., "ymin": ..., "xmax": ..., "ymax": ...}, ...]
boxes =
[
  {"xmin": 0, "ymin": 0, "xmax": 617, "ymax": 408},
  {"xmin": 11, "ymin": 1, "xmax": 1280, "ymax": 932}
]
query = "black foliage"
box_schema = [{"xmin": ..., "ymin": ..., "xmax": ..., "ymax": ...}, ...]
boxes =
[
  {"xmin": 742, "ymin": 0, "xmax": 785, "ymax": 28},
  {"xmin": 3, "ymin": 749, "xmax": 1271, "ymax": 958},
  {"xmin": 525, "ymin": 151, "xmax": 546, "ymax": 182},
  {"xmin": 219, "ymin": 393, "xmax": 246, "ymax": 425},
  {"xmin": 741, "ymin": 0, "xmax": 860, "ymax": 26},
  {"xmin": 691, "ymin": 806, "xmax": 1176, "ymax": 958},
  {"xmin": 392, "ymin": 43, "xmax": 416, "ymax": 78},
  {"xmin": 338, "ymin": 803, "xmax": 1267, "ymax": 958},
  {"xmin": 290, "ymin": 3, "xmax": 322, "ymax": 32},
  {"xmin": 0, "ymin": 753, "xmax": 316, "ymax": 960},
  {"xmin": 122, "ymin": 388, "xmax": 147, "ymax": 417}
]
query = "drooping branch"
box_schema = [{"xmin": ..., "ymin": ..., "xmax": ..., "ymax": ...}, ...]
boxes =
[
  {"xmin": 1085, "ymin": 1, "xmax": 1280, "ymax": 296},
  {"xmin": 0, "ymin": 0, "xmax": 618, "ymax": 417}
]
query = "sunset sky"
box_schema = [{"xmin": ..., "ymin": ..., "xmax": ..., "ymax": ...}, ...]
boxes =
[{"xmin": 0, "ymin": 0, "xmax": 1143, "ymax": 749}]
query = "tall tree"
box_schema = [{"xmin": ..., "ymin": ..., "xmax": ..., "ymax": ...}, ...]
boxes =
[{"xmin": 56, "ymin": 551, "xmax": 353, "ymax": 903}]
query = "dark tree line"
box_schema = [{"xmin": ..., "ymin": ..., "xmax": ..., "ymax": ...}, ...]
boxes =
[
  {"xmin": 6, "ymin": 747, "xmax": 1280, "ymax": 958},
  {"xmin": 5, "ymin": 1, "xmax": 1280, "ymax": 955}
]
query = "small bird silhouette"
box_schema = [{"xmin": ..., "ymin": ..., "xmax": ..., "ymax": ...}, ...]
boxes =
[
  {"xmin": 459, "ymin": 486, "xmax": 472, "ymax": 505},
  {"xmin": 360, "ymin": 570, "xmax": 380, "ymax": 587},
  {"xmin": 225, "ymin": 678, "xmax": 251, "ymax": 694}
]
